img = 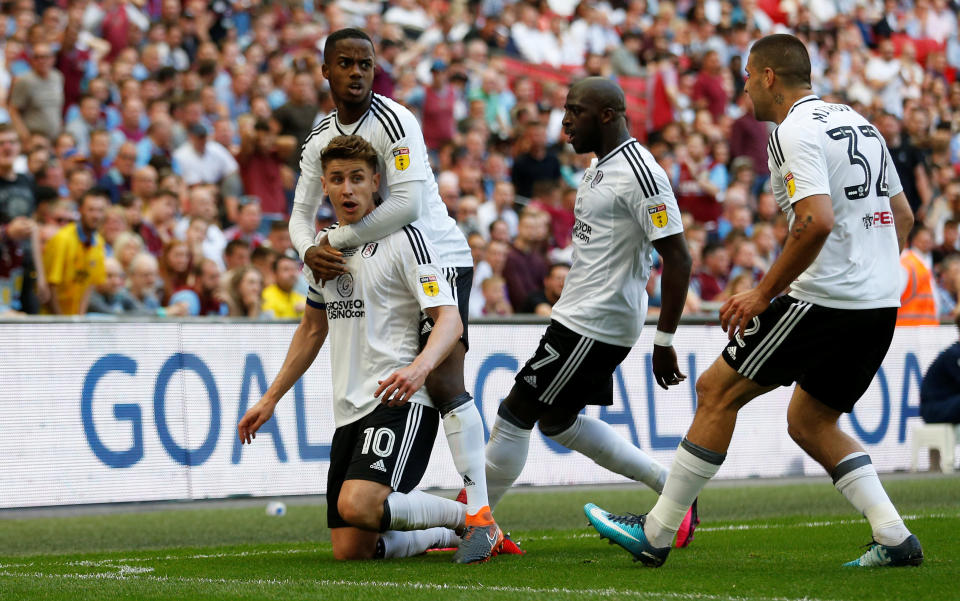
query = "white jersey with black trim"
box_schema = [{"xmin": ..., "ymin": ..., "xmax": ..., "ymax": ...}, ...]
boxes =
[
  {"xmin": 293, "ymin": 93, "xmax": 471, "ymax": 268},
  {"xmin": 304, "ymin": 223, "xmax": 455, "ymax": 428},
  {"xmin": 768, "ymin": 95, "xmax": 903, "ymax": 309},
  {"xmin": 551, "ymin": 138, "xmax": 684, "ymax": 348}
]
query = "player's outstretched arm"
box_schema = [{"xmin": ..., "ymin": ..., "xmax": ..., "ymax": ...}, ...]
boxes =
[
  {"xmin": 720, "ymin": 194, "xmax": 833, "ymax": 339},
  {"xmin": 889, "ymin": 191, "xmax": 914, "ymax": 254},
  {"xmin": 375, "ymin": 304, "xmax": 462, "ymax": 407},
  {"xmin": 327, "ymin": 179, "xmax": 424, "ymax": 250},
  {"xmin": 651, "ymin": 233, "xmax": 692, "ymax": 389},
  {"xmin": 238, "ymin": 305, "xmax": 329, "ymax": 444}
]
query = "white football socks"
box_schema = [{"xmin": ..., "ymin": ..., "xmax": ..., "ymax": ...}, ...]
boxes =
[
  {"xmin": 442, "ymin": 402, "xmax": 490, "ymax": 515},
  {"xmin": 484, "ymin": 416, "xmax": 532, "ymax": 509},
  {"xmin": 547, "ymin": 414, "xmax": 667, "ymax": 493},
  {"xmin": 646, "ymin": 439, "xmax": 724, "ymax": 548},
  {"xmin": 832, "ymin": 452, "xmax": 910, "ymax": 546},
  {"xmin": 385, "ymin": 490, "xmax": 465, "ymax": 531},
  {"xmin": 379, "ymin": 527, "xmax": 459, "ymax": 559}
]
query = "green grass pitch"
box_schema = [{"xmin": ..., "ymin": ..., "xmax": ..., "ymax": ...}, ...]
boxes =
[{"xmin": 1, "ymin": 476, "xmax": 958, "ymax": 601}]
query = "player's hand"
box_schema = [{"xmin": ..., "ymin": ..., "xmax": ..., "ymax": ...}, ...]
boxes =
[
  {"xmin": 719, "ymin": 288, "xmax": 769, "ymax": 340},
  {"xmin": 375, "ymin": 364, "xmax": 428, "ymax": 407},
  {"xmin": 238, "ymin": 399, "xmax": 277, "ymax": 444},
  {"xmin": 652, "ymin": 344, "xmax": 686, "ymax": 390},
  {"xmin": 304, "ymin": 235, "xmax": 346, "ymax": 284}
]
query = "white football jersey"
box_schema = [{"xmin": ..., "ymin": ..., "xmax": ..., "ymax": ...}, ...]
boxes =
[
  {"xmin": 305, "ymin": 224, "xmax": 455, "ymax": 427},
  {"xmin": 293, "ymin": 93, "xmax": 471, "ymax": 268},
  {"xmin": 551, "ymin": 139, "xmax": 684, "ymax": 347},
  {"xmin": 769, "ymin": 96, "xmax": 903, "ymax": 309}
]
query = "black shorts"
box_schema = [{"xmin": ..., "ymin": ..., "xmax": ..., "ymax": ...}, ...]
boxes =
[
  {"xmin": 720, "ymin": 295, "xmax": 897, "ymax": 413},
  {"xmin": 512, "ymin": 320, "xmax": 632, "ymax": 411},
  {"xmin": 419, "ymin": 266, "xmax": 472, "ymax": 351},
  {"xmin": 326, "ymin": 403, "xmax": 440, "ymax": 529}
]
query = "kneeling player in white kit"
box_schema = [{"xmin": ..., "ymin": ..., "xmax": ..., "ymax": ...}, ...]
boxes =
[{"xmin": 239, "ymin": 136, "xmax": 467, "ymax": 560}]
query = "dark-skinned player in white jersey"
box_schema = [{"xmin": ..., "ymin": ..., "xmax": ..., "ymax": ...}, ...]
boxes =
[
  {"xmin": 482, "ymin": 77, "xmax": 701, "ymax": 547},
  {"xmin": 586, "ymin": 34, "xmax": 922, "ymax": 569},
  {"xmin": 290, "ymin": 29, "xmax": 511, "ymax": 563}
]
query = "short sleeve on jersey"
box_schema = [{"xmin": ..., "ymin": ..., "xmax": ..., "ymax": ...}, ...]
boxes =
[
  {"xmin": 306, "ymin": 285, "xmax": 326, "ymax": 310},
  {"xmin": 769, "ymin": 127, "xmax": 830, "ymax": 205},
  {"xmin": 397, "ymin": 225, "xmax": 455, "ymax": 310},
  {"xmin": 371, "ymin": 96, "xmax": 428, "ymax": 186}
]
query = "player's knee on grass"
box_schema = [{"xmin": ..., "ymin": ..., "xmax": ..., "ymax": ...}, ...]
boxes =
[
  {"xmin": 425, "ymin": 341, "xmax": 467, "ymax": 415},
  {"xmin": 331, "ymin": 528, "xmax": 380, "ymax": 561},
  {"xmin": 337, "ymin": 480, "xmax": 391, "ymax": 531}
]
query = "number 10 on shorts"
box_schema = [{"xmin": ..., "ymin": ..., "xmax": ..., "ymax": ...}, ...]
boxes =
[{"xmin": 361, "ymin": 427, "xmax": 396, "ymax": 457}]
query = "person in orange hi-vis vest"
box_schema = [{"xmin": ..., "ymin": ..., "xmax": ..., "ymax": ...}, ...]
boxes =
[{"xmin": 898, "ymin": 225, "xmax": 939, "ymax": 326}]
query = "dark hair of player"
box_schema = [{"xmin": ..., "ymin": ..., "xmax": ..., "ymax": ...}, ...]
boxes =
[
  {"xmin": 748, "ymin": 33, "xmax": 812, "ymax": 89},
  {"xmin": 320, "ymin": 135, "xmax": 378, "ymax": 173},
  {"xmin": 323, "ymin": 28, "xmax": 373, "ymax": 64}
]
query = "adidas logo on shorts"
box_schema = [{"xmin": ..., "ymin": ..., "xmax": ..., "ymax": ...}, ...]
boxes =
[
  {"xmin": 524, "ymin": 375, "xmax": 537, "ymax": 387},
  {"xmin": 421, "ymin": 322, "xmax": 433, "ymax": 335},
  {"xmin": 727, "ymin": 346, "xmax": 737, "ymax": 360},
  {"xmin": 370, "ymin": 459, "xmax": 387, "ymax": 472}
]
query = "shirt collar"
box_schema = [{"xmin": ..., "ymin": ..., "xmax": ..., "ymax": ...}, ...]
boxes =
[
  {"xmin": 75, "ymin": 221, "xmax": 98, "ymax": 246},
  {"xmin": 787, "ymin": 95, "xmax": 820, "ymax": 115}
]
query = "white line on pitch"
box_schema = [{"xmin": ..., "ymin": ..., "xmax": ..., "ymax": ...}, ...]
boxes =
[{"xmin": 0, "ymin": 570, "xmax": 839, "ymax": 601}]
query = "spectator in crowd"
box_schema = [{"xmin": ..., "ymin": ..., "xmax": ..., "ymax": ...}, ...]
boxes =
[
  {"xmin": 224, "ymin": 238, "xmax": 251, "ymax": 271},
  {"xmin": 158, "ymin": 239, "xmax": 192, "ymax": 304},
  {"xmin": 522, "ymin": 262, "xmax": 569, "ymax": 316},
  {"xmin": 224, "ymin": 195, "xmax": 265, "ymax": 248},
  {"xmin": 511, "ymin": 121, "xmax": 561, "ymax": 200},
  {"xmin": 183, "ymin": 258, "xmax": 225, "ymax": 317},
  {"xmin": 135, "ymin": 114, "xmax": 176, "ymax": 169},
  {"xmin": 65, "ymin": 95, "xmax": 105, "ymax": 157},
  {"xmin": 694, "ymin": 241, "xmax": 730, "ymax": 302},
  {"xmin": 480, "ymin": 275, "xmax": 512, "ymax": 316},
  {"xmin": 0, "ymin": 216, "xmax": 32, "ymax": 314},
  {"xmin": 271, "ymin": 71, "xmax": 322, "ymax": 170},
  {"xmin": 222, "ymin": 264, "xmax": 267, "ymax": 318},
  {"xmin": 8, "ymin": 42, "xmax": 64, "ymax": 143},
  {"xmin": 100, "ymin": 205, "xmax": 129, "ymax": 256},
  {"xmin": 261, "ymin": 253, "xmax": 305, "ymax": 319},
  {"xmin": 98, "ymin": 141, "xmax": 137, "ymax": 205},
  {"xmin": 137, "ymin": 188, "xmax": 177, "ymax": 256},
  {"xmin": 692, "ymin": 50, "xmax": 729, "ymax": 122},
  {"xmin": 175, "ymin": 185, "xmax": 227, "ymax": 268},
  {"xmin": 266, "ymin": 220, "xmax": 293, "ymax": 256},
  {"xmin": 933, "ymin": 219, "xmax": 959, "ymax": 266},
  {"xmin": 172, "ymin": 123, "xmax": 241, "ymax": 218},
  {"xmin": 477, "ymin": 180, "xmax": 519, "ymax": 241},
  {"xmin": 504, "ymin": 209, "xmax": 549, "ymax": 313},
  {"xmin": 422, "ymin": 60, "xmax": 457, "ymax": 153},
  {"xmin": 898, "ymin": 225, "xmax": 940, "ymax": 326},
  {"xmin": 87, "ymin": 256, "xmax": 139, "ymax": 315},
  {"xmin": 937, "ymin": 254, "xmax": 960, "ymax": 319},
  {"xmin": 43, "ymin": 188, "xmax": 108, "ymax": 315},
  {"xmin": 110, "ymin": 231, "xmax": 144, "ymax": 273},
  {"xmin": 85, "ymin": 130, "xmax": 112, "ymax": 180},
  {"xmin": 675, "ymin": 132, "xmax": 722, "ymax": 227},
  {"xmin": 919, "ymin": 317, "xmax": 960, "ymax": 444},
  {"xmin": 125, "ymin": 252, "xmax": 188, "ymax": 317},
  {"xmin": 250, "ymin": 245, "xmax": 277, "ymax": 288},
  {"xmin": 236, "ymin": 119, "xmax": 294, "ymax": 221},
  {"xmin": 729, "ymin": 93, "xmax": 770, "ymax": 189}
]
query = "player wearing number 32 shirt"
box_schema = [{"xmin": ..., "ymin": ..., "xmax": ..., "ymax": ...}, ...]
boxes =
[{"xmin": 585, "ymin": 34, "xmax": 922, "ymax": 570}]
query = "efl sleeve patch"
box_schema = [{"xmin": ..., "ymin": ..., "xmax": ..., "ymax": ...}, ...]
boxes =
[
  {"xmin": 420, "ymin": 275, "xmax": 439, "ymax": 296},
  {"xmin": 647, "ymin": 203, "xmax": 668, "ymax": 228},
  {"xmin": 393, "ymin": 147, "xmax": 410, "ymax": 171},
  {"xmin": 784, "ymin": 172, "xmax": 796, "ymax": 198}
]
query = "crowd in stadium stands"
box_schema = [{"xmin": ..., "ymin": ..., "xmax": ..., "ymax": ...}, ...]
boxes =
[{"xmin": 1, "ymin": 0, "xmax": 960, "ymax": 321}]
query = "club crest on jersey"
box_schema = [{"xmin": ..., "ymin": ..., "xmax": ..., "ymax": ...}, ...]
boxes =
[
  {"xmin": 784, "ymin": 172, "xmax": 796, "ymax": 197},
  {"xmin": 393, "ymin": 147, "xmax": 410, "ymax": 171},
  {"xmin": 420, "ymin": 275, "xmax": 439, "ymax": 297},
  {"xmin": 361, "ymin": 242, "xmax": 378, "ymax": 258},
  {"xmin": 647, "ymin": 203, "xmax": 668, "ymax": 228},
  {"xmin": 590, "ymin": 170, "xmax": 604, "ymax": 188},
  {"xmin": 336, "ymin": 273, "xmax": 354, "ymax": 298}
]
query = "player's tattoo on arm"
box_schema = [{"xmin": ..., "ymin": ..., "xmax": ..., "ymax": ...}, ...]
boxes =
[{"xmin": 791, "ymin": 215, "xmax": 813, "ymax": 239}]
